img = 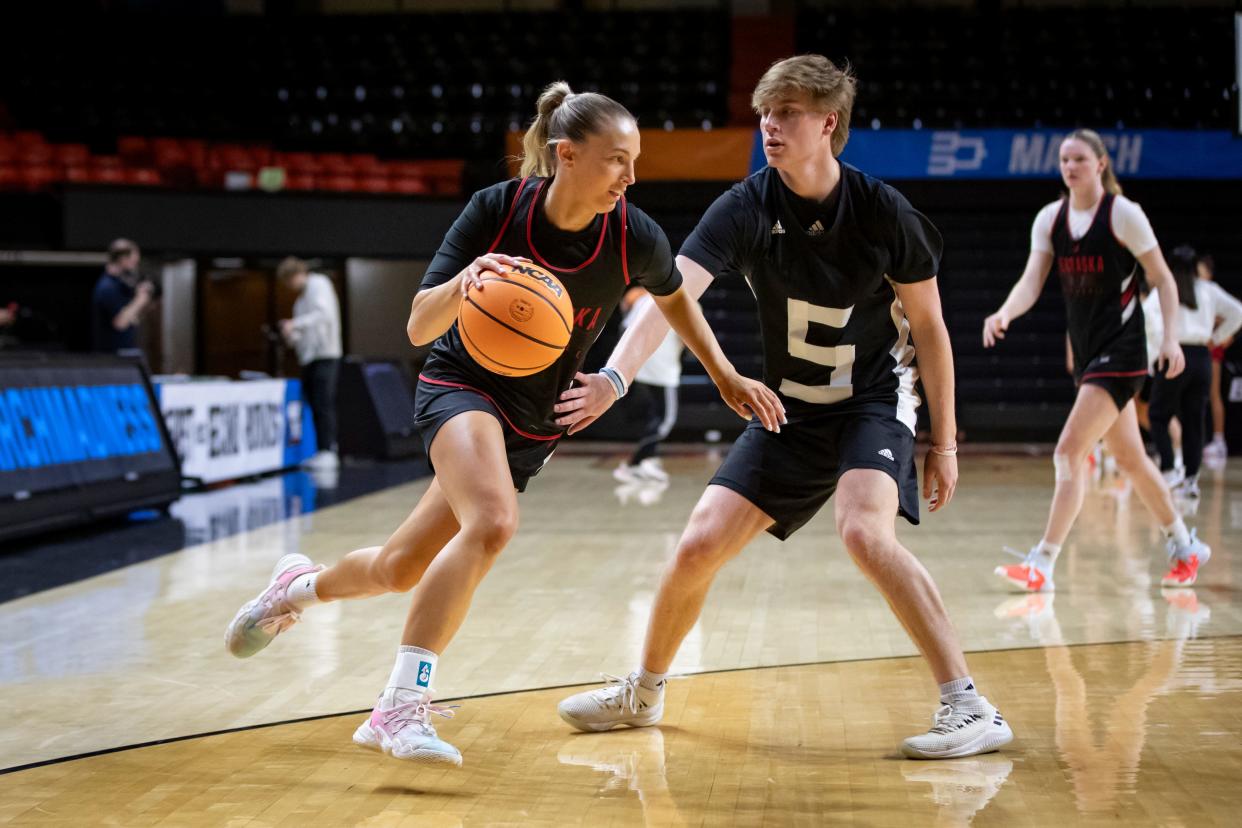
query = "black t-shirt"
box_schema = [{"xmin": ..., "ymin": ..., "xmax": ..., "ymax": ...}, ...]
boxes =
[
  {"xmin": 419, "ymin": 176, "xmax": 681, "ymax": 438},
  {"xmin": 92, "ymin": 271, "xmax": 138, "ymax": 352},
  {"xmin": 1049, "ymin": 194, "xmax": 1147, "ymax": 377},
  {"xmin": 680, "ymin": 164, "xmax": 942, "ymax": 431}
]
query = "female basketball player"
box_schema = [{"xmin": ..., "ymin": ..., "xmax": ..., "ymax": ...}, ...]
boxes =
[
  {"xmin": 556, "ymin": 55, "xmax": 1014, "ymax": 760},
  {"xmin": 1144, "ymin": 244, "xmax": 1242, "ymax": 497},
  {"xmin": 225, "ymin": 82, "xmax": 783, "ymax": 766},
  {"xmin": 984, "ymin": 129, "xmax": 1210, "ymax": 591}
]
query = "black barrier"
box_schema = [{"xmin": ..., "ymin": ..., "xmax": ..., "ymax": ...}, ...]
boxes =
[{"xmin": 0, "ymin": 353, "xmax": 182, "ymax": 544}]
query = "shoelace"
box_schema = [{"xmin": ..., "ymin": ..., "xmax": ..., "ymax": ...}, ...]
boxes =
[
  {"xmin": 927, "ymin": 703, "xmax": 985, "ymax": 735},
  {"xmin": 381, "ymin": 700, "xmax": 459, "ymax": 736},
  {"xmin": 1167, "ymin": 530, "xmax": 1200, "ymax": 562},
  {"xmin": 255, "ymin": 602, "xmax": 301, "ymax": 635},
  {"xmin": 1001, "ymin": 546, "xmax": 1036, "ymax": 565},
  {"xmin": 597, "ymin": 673, "xmax": 641, "ymax": 714}
]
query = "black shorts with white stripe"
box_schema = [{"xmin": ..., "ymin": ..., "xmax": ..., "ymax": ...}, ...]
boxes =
[{"xmin": 709, "ymin": 403, "xmax": 920, "ymax": 540}]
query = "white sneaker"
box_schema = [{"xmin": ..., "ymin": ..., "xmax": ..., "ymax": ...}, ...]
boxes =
[
  {"xmin": 635, "ymin": 458, "xmax": 670, "ymax": 484},
  {"xmin": 1176, "ymin": 475, "xmax": 1201, "ymax": 499},
  {"xmin": 901, "ymin": 697, "xmax": 1013, "ymax": 759},
  {"xmin": 353, "ymin": 692, "xmax": 462, "ymax": 766},
  {"xmin": 1162, "ymin": 529, "xmax": 1212, "ymax": 587},
  {"xmin": 1203, "ymin": 438, "xmax": 1227, "ymax": 461},
  {"xmin": 225, "ymin": 553, "xmax": 322, "ymax": 658},
  {"xmin": 559, "ymin": 673, "xmax": 664, "ymax": 732},
  {"xmin": 613, "ymin": 462, "xmax": 640, "ymax": 483},
  {"xmin": 1162, "ymin": 467, "xmax": 1185, "ymax": 489},
  {"xmin": 303, "ymin": 450, "xmax": 340, "ymax": 470},
  {"xmin": 993, "ymin": 547, "xmax": 1054, "ymax": 592}
]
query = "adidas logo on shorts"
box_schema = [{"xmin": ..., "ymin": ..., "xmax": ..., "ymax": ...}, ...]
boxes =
[
  {"xmin": 878, "ymin": 448, "xmax": 895, "ymax": 461},
  {"xmin": 807, "ymin": 219, "xmax": 825, "ymax": 236},
  {"xmin": 771, "ymin": 220, "xmax": 786, "ymax": 235}
]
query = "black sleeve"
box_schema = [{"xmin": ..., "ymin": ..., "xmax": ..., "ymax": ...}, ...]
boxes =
[
  {"xmin": 677, "ymin": 186, "xmax": 758, "ymax": 279},
  {"xmin": 418, "ymin": 184, "xmax": 509, "ymax": 292},
  {"xmin": 93, "ymin": 278, "xmax": 128, "ymax": 320},
  {"xmin": 885, "ymin": 188, "xmax": 943, "ymax": 284},
  {"xmin": 624, "ymin": 205, "xmax": 682, "ymax": 296}
]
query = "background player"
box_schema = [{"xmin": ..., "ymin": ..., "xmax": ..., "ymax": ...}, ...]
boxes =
[
  {"xmin": 555, "ymin": 55, "xmax": 1013, "ymax": 760},
  {"xmin": 612, "ymin": 285, "xmax": 684, "ymax": 485},
  {"xmin": 225, "ymin": 82, "xmax": 783, "ymax": 767},
  {"xmin": 1144, "ymin": 244, "xmax": 1242, "ymax": 498},
  {"xmin": 984, "ymin": 129, "xmax": 1210, "ymax": 591}
]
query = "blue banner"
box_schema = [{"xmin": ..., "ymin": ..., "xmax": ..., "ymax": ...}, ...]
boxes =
[{"xmin": 750, "ymin": 129, "xmax": 1242, "ymax": 180}]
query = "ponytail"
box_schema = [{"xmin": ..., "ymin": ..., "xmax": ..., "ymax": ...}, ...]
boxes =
[
  {"xmin": 1067, "ymin": 128, "xmax": 1123, "ymax": 195},
  {"xmin": 518, "ymin": 81, "xmax": 635, "ymax": 178},
  {"xmin": 520, "ymin": 82, "xmax": 573, "ymax": 178}
]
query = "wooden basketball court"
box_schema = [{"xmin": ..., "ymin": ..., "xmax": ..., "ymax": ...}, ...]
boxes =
[{"xmin": 2, "ymin": 452, "xmax": 1239, "ymax": 825}]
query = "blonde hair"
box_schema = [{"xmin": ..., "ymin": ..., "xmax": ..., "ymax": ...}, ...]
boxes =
[
  {"xmin": 752, "ymin": 54, "xmax": 857, "ymax": 157},
  {"xmin": 1064, "ymin": 128, "xmax": 1122, "ymax": 195},
  {"xmin": 519, "ymin": 82, "xmax": 635, "ymax": 178}
]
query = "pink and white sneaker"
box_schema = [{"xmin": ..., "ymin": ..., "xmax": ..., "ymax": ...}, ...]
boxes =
[
  {"xmin": 224, "ymin": 553, "xmax": 322, "ymax": 658},
  {"xmin": 993, "ymin": 547, "xmax": 1054, "ymax": 593},
  {"xmin": 353, "ymin": 694, "xmax": 462, "ymax": 766}
]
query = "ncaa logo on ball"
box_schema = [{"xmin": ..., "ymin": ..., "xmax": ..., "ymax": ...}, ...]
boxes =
[{"xmin": 509, "ymin": 298, "xmax": 534, "ymax": 323}]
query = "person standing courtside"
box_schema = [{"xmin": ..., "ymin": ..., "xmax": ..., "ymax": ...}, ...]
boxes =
[
  {"xmin": 92, "ymin": 238, "xmax": 153, "ymax": 353},
  {"xmin": 278, "ymin": 256, "xmax": 343, "ymax": 470},
  {"xmin": 556, "ymin": 55, "xmax": 1013, "ymax": 760}
]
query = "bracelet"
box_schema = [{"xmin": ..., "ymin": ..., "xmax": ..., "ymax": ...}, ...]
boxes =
[
  {"xmin": 930, "ymin": 444, "xmax": 958, "ymax": 457},
  {"xmin": 599, "ymin": 366, "xmax": 628, "ymax": 399}
]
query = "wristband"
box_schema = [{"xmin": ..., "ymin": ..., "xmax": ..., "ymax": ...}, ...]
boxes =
[
  {"xmin": 930, "ymin": 444, "xmax": 958, "ymax": 457},
  {"xmin": 599, "ymin": 366, "xmax": 628, "ymax": 399}
]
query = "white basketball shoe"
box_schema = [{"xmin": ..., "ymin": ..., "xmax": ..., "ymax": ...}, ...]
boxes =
[
  {"xmin": 353, "ymin": 691, "xmax": 462, "ymax": 766},
  {"xmin": 901, "ymin": 696, "xmax": 1014, "ymax": 759},
  {"xmin": 225, "ymin": 553, "xmax": 322, "ymax": 658},
  {"xmin": 558, "ymin": 673, "xmax": 664, "ymax": 732}
]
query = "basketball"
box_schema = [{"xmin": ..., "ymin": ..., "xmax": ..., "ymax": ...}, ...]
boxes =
[{"xmin": 458, "ymin": 260, "xmax": 574, "ymax": 377}]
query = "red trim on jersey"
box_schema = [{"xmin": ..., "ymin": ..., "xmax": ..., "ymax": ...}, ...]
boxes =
[
  {"xmin": 486, "ymin": 177, "xmax": 530, "ymax": 254},
  {"xmin": 1082, "ymin": 369, "xmax": 1148, "ymax": 380},
  {"xmin": 1120, "ymin": 280, "xmax": 1137, "ymax": 308},
  {"xmin": 524, "ymin": 178, "xmax": 609, "ymax": 273},
  {"xmin": 418, "ymin": 374, "xmax": 562, "ymax": 442},
  {"xmin": 619, "ymin": 195, "xmax": 630, "ymax": 285}
]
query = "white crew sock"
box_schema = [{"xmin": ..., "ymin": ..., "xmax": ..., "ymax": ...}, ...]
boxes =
[
  {"xmin": 285, "ymin": 571, "xmax": 321, "ymax": 610},
  {"xmin": 635, "ymin": 668, "xmax": 667, "ymax": 707},
  {"xmin": 381, "ymin": 646, "xmax": 438, "ymax": 708},
  {"xmin": 939, "ymin": 676, "xmax": 981, "ymax": 706},
  {"xmin": 1163, "ymin": 518, "xmax": 1191, "ymax": 547},
  {"xmin": 1033, "ymin": 540, "xmax": 1061, "ymax": 567}
]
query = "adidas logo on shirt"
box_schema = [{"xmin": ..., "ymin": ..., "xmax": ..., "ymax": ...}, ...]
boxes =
[
  {"xmin": 878, "ymin": 448, "xmax": 895, "ymax": 461},
  {"xmin": 807, "ymin": 219, "xmax": 825, "ymax": 236},
  {"xmin": 771, "ymin": 220, "xmax": 786, "ymax": 235}
]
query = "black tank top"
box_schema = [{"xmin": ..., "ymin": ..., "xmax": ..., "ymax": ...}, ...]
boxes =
[
  {"xmin": 1050, "ymin": 193, "xmax": 1147, "ymax": 377},
  {"xmin": 419, "ymin": 177, "xmax": 635, "ymax": 439}
]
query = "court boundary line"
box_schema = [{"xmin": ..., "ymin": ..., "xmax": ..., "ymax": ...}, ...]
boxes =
[{"xmin": 4, "ymin": 631, "xmax": 1237, "ymax": 776}]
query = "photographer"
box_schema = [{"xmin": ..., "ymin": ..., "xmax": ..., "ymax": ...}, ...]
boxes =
[{"xmin": 92, "ymin": 238, "xmax": 154, "ymax": 353}]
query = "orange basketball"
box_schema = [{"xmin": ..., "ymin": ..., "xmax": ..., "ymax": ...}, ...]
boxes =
[{"xmin": 458, "ymin": 260, "xmax": 574, "ymax": 377}]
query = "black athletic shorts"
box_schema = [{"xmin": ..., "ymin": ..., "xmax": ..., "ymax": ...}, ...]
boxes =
[
  {"xmin": 414, "ymin": 375, "xmax": 560, "ymax": 492},
  {"xmin": 710, "ymin": 405, "xmax": 920, "ymax": 541},
  {"xmin": 1077, "ymin": 355, "xmax": 1147, "ymax": 412}
]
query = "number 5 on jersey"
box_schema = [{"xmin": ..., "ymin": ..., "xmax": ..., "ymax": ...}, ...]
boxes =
[{"xmin": 782, "ymin": 297, "xmax": 856, "ymax": 404}]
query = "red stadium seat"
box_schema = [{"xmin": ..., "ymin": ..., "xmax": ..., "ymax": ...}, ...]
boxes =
[
  {"xmin": 125, "ymin": 168, "xmax": 162, "ymax": 186},
  {"xmin": 20, "ymin": 165, "xmax": 58, "ymax": 191},
  {"xmin": 390, "ymin": 175, "xmax": 431, "ymax": 195},
  {"xmin": 53, "ymin": 144, "xmax": 90, "ymax": 166},
  {"xmin": 0, "ymin": 166, "xmax": 19, "ymax": 190}
]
